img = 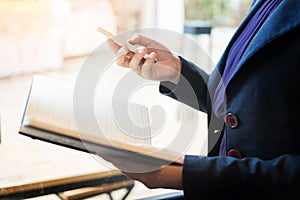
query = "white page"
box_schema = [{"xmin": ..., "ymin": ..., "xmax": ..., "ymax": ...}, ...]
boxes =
[{"xmin": 24, "ymin": 75, "xmax": 151, "ymax": 145}]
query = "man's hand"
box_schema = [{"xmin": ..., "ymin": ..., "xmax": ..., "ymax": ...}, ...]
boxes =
[
  {"xmin": 124, "ymin": 164, "xmax": 183, "ymax": 190},
  {"xmin": 100, "ymin": 155, "xmax": 183, "ymax": 190},
  {"xmin": 107, "ymin": 34, "xmax": 181, "ymax": 84}
]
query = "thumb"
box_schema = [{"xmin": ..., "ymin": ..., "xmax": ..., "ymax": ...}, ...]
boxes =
[{"xmin": 128, "ymin": 33, "xmax": 154, "ymax": 46}]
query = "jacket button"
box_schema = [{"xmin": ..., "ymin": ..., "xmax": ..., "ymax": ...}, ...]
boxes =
[
  {"xmin": 225, "ymin": 113, "xmax": 238, "ymax": 128},
  {"xmin": 227, "ymin": 149, "xmax": 243, "ymax": 159}
]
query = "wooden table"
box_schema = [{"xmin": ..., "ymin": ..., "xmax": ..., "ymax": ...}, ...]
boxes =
[{"xmin": 0, "ymin": 141, "xmax": 134, "ymax": 200}]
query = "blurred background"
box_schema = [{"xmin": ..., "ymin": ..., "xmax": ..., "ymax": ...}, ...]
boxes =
[{"xmin": 0, "ymin": 0, "xmax": 252, "ymax": 78}]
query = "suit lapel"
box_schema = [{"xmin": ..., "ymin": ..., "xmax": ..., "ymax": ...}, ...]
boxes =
[
  {"xmin": 216, "ymin": 0, "xmax": 264, "ymax": 72},
  {"xmin": 208, "ymin": 0, "xmax": 264, "ymax": 93},
  {"xmin": 227, "ymin": 0, "xmax": 300, "ymax": 84}
]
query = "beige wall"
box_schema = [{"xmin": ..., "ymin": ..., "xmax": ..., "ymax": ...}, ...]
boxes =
[{"xmin": 0, "ymin": 0, "xmax": 117, "ymax": 78}]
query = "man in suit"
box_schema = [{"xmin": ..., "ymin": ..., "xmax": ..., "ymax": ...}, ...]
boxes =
[{"xmin": 105, "ymin": 0, "xmax": 300, "ymax": 199}]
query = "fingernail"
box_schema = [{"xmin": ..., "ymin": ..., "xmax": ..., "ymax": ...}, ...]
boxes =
[
  {"xmin": 150, "ymin": 52, "xmax": 155, "ymax": 57},
  {"xmin": 137, "ymin": 47, "xmax": 145, "ymax": 54}
]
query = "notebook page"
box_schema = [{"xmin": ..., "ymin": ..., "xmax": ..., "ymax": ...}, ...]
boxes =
[
  {"xmin": 24, "ymin": 75, "xmax": 151, "ymax": 145},
  {"xmin": 24, "ymin": 75, "xmax": 77, "ymax": 136},
  {"xmin": 94, "ymin": 96, "xmax": 151, "ymax": 145}
]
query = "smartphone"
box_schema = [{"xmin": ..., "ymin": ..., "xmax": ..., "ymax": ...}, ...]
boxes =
[
  {"xmin": 98, "ymin": 27, "xmax": 144, "ymax": 52},
  {"xmin": 97, "ymin": 27, "xmax": 156, "ymax": 62}
]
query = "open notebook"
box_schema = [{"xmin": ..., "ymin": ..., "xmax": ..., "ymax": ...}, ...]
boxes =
[{"xmin": 19, "ymin": 75, "xmax": 183, "ymax": 166}]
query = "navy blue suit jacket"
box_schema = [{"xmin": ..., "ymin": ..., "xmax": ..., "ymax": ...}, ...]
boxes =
[{"xmin": 160, "ymin": 0, "xmax": 300, "ymax": 199}]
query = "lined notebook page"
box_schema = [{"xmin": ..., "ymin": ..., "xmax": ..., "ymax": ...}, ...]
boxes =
[{"xmin": 24, "ymin": 75, "xmax": 151, "ymax": 145}]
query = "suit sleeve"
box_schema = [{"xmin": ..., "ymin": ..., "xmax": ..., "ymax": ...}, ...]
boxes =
[
  {"xmin": 183, "ymin": 154, "xmax": 300, "ymax": 199},
  {"xmin": 159, "ymin": 56, "xmax": 210, "ymax": 112}
]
